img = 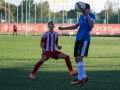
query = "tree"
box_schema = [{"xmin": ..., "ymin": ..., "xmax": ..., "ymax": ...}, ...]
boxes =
[
  {"xmin": 0, "ymin": 0, "xmax": 4, "ymax": 9},
  {"xmin": 100, "ymin": 0, "xmax": 119, "ymax": 24},
  {"xmin": 14, "ymin": 0, "xmax": 36, "ymax": 23},
  {"xmin": 67, "ymin": 9, "xmax": 77, "ymax": 19},
  {"xmin": 0, "ymin": 1, "xmax": 15, "ymax": 22}
]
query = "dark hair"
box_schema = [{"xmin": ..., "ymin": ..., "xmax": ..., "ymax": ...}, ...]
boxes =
[
  {"xmin": 85, "ymin": 3, "xmax": 90, "ymax": 10},
  {"xmin": 48, "ymin": 21, "xmax": 53, "ymax": 25}
]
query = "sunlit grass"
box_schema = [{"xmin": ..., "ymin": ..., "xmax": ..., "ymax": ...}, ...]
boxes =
[{"xmin": 0, "ymin": 35, "xmax": 120, "ymax": 90}]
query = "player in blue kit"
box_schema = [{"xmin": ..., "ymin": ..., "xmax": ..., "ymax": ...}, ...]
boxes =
[{"xmin": 58, "ymin": 3, "xmax": 95, "ymax": 86}]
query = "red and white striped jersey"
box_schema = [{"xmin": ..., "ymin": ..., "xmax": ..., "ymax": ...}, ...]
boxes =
[{"xmin": 41, "ymin": 31, "xmax": 58, "ymax": 51}]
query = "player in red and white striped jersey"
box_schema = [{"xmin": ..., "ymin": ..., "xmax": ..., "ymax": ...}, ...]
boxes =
[
  {"xmin": 29, "ymin": 21, "xmax": 77, "ymax": 79},
  {"xmin": 41, "ymin": 30, "xmax": 58, "ymax": 52}
]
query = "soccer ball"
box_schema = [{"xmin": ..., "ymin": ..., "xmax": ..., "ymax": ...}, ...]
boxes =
[{"xmin": 75, "ymin": 1, "xmax": 86, "ymax": 12}]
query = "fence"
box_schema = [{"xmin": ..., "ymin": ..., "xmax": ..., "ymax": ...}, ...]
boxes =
[{"xmin": 0, "ymin": 23, "xmax": 120, "ymax": 36}]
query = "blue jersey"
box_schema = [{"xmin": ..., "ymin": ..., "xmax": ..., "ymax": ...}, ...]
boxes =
[{"xmin": 76, "ymin": 12, "xmax": 95, "ymax": 41}]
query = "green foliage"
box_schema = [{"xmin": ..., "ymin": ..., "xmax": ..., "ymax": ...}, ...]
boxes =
[
  {"xmin": 1, "ymin": 0, "xmax": 119, "ymax": 23},
  {"xmin": 100, "ymin": 10, "xmax": 105, "ymax": 19},
  {"xmin": 67, "ymin": 9, "xmax": 77, "ymax": 19},
  {"xmin": 41, "ymin": 1, "xmax": 49, "ymax": 18},
  {"xmin": 0, "ymin": 0, "xmax": 4, "ymax": 9},
  {"xmin": 100, "ymin": 0, "xmax": 120, "ymax": 24},
  {"xmin": 8, "ymin": 3, "xmax": 16, "ymax": 20},
  {"xmin": 0, "ymin": 1, "xmax": 16, "ymax": 21},
  {"xmin": 0, "ymin": 36, "xmax": 120, "ymax": 90}
]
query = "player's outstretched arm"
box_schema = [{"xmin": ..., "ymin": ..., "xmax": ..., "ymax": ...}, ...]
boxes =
[{"xmin": 58, "ymin": 24, "xmax": 79, "ymax": 30}]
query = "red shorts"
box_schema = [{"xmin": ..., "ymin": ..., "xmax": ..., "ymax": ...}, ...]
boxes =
[
  {"xmin": 42, "ymin": 51, "xmax": 61, "ymax": 60},
  {"xmin": 14, "ymin": 29, "xmax": 17, "ymax": 32}
]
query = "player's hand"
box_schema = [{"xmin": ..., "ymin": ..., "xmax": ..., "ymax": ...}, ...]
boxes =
[
  {"xmin": 57, "ymin": 46, "xmax": 62, "ymax": 50},
  {"xmin": 58, "ymin": 26, "xmax": 64, "ymax": 30},
  {"xmin": 85, "ymin": 9, "xmax": 90, "ymax": 16}
]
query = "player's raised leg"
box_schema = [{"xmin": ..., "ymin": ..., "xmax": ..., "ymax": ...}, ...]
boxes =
[
  {"xmin": 57, "ymin": 52, "xmax": 78, "ymax": 76},
  {"xmin": 29, "ymin": 55, "xmax": 47, "ymax": 79}
]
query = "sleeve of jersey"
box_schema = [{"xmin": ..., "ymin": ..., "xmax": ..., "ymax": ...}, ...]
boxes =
[
  {"xmin": 41, "ymin": 37, "xmax": 45, "ymax": 43},
  {"xmin": 76, "ymin": 17, "xmax": 81, "ymax": 26},
  {"xmin": 91, "ymin": 14, "xmax": 96, "ymax": 23},
  {"xmin": 41, "ymin": 34, "xmax": 46, "ymax": 43}
]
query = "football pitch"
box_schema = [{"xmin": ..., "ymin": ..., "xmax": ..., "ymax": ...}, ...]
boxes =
[{"xmin": 0, "ymin": 35, "xmax": 120, "ymax": 90}]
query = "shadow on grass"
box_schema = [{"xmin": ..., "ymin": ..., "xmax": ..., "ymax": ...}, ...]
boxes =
[{"xmin": 0, "ymin": 68, "xmax": 120, "ymax": 90}]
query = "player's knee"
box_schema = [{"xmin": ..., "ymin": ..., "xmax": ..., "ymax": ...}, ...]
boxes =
[
  {"xmin": 40, "ymin": 59, "xmax": 45, "ymax": 62},
  {"xmin": 65, "ymin": 55, "xmax": 70, "ymax": 60},
  {"xmin": 40, "ymin": 57, "xmax": 49, "ymax": 62},
  {"xmin": 77, "ymin": 56, "xmax": 83, "ymax": 62},
  {"xmin": 40, "ymin": 58, "xmax": 45, "ymax": 62}
]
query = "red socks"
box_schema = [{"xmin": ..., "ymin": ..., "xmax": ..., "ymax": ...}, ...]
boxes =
[
  {"xmin": 65, "ymin": 56, "xmax": 73, "ymax": 71},
  {"xmin": 31, "ymin": 61, "xmax": 44, "ymax": 74},
  {"xmin": 31, "ymin": 56, "xmax": 73, "ymax": 74}
]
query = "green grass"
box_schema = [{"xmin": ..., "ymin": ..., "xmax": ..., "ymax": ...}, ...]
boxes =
[{"xmin": 0, "ymin": 35, "xmax": 120, "ymax": 90}]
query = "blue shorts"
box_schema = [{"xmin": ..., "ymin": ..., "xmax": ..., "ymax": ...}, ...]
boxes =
[{"xmin": 74, "ymin": 40, "xmax": 90, "ymax": 57}]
